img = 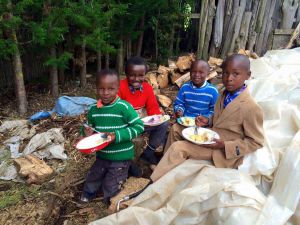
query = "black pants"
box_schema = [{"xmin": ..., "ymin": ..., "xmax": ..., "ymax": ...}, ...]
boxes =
[{"xmin": 82, "ymin": 158, "xmax": 130, "ymax": 200}]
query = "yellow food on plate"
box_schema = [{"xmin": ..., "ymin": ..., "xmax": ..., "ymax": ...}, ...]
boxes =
[
  {"xmin": 189, "ymin": 132, "xmax": 211, "ymax": 143},
  {"xmin": 182, "ymin": 118, "xmax": 195, "ymax": 126}
]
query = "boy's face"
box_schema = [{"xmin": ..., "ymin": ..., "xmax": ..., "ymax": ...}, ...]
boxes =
[
  {"xmin": 222, "ymin": 60, "xmax": 250, "ymax": 93},
  {"xmin": 96, "ymin": 75, "xmax": 119, "ymax": 105},
  {"xmin": 190, "ymin": 62, "xmax": 209, "ymax": 87},
  {"xmin": 126, "ymin": 64, "xmax": 146, "ymax": 89}
]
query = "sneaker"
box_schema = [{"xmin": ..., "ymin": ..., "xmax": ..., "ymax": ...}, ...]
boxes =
[
  {"xmin": 80, "ymin": 192, "xmax": 95, "ymax": 203},
  {"xmin": 140, "ymin": 148, "xmax": 159, "ymax": 165},
  {"xmin": 128, "ymin": 163, "xmax": 143, "ymax": 177}
]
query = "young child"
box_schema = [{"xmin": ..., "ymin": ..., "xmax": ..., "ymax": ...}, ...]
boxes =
[
  {"xmin": 118, "ymin": 57, "xmax": 169, "ymax": 165},
  {"xmin": 151, "ymin": 54, "xmax": 264, "ymax": 182},
  {"xmin": 164, "ymin": 60, "xmax": 219, "ymax": 150},
  {"xmin": 80, "ymin": 69, "xmax": 144, "ymax": 204}
]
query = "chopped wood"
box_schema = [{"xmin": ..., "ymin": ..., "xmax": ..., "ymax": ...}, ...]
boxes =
[
  {"xmin": 170, "ymin": 71, "xmax": 182, "ymax": 84},
  {"xmin": 14, "ymin": 155, "xmax": 54, "ymax": 184},
  {"xmin": 168, "ymin": 59, "xmax": 177, "ymax": 69},
  {"xmin": 157, "ymin": 65, "xmax": 170, "ymax": 74},
  {"xmin": 207, "ymin": 70, "xmax": 218, "ymax": 80},
  {"xmin": 156, "ymin": 94, "xmax": 172, "ymax": 107},
  {"xmin": 175, "ymin": 72, "xmax": 190, "ymax": 87},
  {"xmin": 145, "ymin": 72, "xmax": 159, "ymax": 89},
  {"xmin": 109, "ymin": 177, "xmax": 150, "ymax": 213},
  {"xmin": 175, "ymin": 54, "xmax": 195, "ymax": 72},
  {"xmin": 157, "ymin": 74, "xmax": 169, "ymax": 89},
  {"xmin": 208, "ymin": 57, "xmax": 223, "ymax": 67}
]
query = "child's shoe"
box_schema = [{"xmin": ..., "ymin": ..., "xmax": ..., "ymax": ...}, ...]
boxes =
[
  {"xmin": 128, "ymin": 163, "xmax": 143, "ymax": 177},
  {"xmin": 80, "ymin": 192, "xmax": 96, "ymax": 203}
]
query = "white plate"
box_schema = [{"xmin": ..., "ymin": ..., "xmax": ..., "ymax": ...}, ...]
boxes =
[
  {"xmin": 142, "ymin": 115, "xmax": 170, "ymax": 126},
  {"xmin": 182, "ymin": 127, "xmax": 219, "ymax": 145},
  {"xmin": 177, "ymin": 117, "xmax": 195, "ymax": 127}
]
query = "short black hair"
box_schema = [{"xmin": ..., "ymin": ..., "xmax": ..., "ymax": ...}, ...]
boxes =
[
  {"xmin": 96, "ymin": 69, "xmax": 119, "ymax": 85},
  {"xmin": 125, "ymin": 56, "xmax": 147, "ymax": 74},
  {"xmin": 191, "ymin": 59, "xmax": 210, "ymax": 71},
  {"xmin": 222, "ymin": 54, "xmax": 250, "ymax": 71}
]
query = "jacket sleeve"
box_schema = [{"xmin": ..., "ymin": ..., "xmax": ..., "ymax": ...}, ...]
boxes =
[
  {"xmin": 173, "ymin": 86, "xmax": 186, "ymax": 114},
  {"xmin": 145, "ymin": 86, "xmax": 161, "ymax": 115},
  {"xmin": 224, "ymin": 105, "xmax": 264, "ymax": 159},
  {"xmin": 114, "ymin": 105, "xmax": 144, "ymax": 143}
]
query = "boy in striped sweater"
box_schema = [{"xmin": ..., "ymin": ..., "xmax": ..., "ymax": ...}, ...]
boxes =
[
  {"xmin": 165, "ymin": 60, "xmax": 219, "ymax": 150},
  {"xmin": 80, "ymin": 69, "xmax": 144, "ymax": 204}
]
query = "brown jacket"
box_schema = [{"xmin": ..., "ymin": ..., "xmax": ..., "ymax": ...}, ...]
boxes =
[{"xmin": 211, "ymin": 88, "xmax": 264, "ymax": 168}]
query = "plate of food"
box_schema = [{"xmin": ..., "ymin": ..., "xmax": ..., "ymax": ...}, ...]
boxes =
[
  {"xmin": 177, "ymin": 117, "xmax": 195, "ymax": 127},
  {"xmin": 142, "ymin": 115, "xmax": 170, "ymax": 126},
  {"xmin": 75, "ymin": 133, "xmax": 111, "ymax": 154},
  {"xmin": 182, "ymin": 127, "xmax": 219, "ymax": 145}
]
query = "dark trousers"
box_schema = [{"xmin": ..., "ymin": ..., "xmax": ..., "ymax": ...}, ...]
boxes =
[
  {"xmin": 82, "ymin": 158, "xmax": 130, "ymax": 200},
  {"xmin": 144, "ymin": 121, "xmax": 169, "ymax": 150}
]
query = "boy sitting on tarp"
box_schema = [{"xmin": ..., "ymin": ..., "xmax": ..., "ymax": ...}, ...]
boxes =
[
  {"xmin": 164, "ymin": 59, "xmax": 219, "ymax": 151},
  {"xmin": 151, "ymin": 54, "xmax": 264, "ymax": 181}
]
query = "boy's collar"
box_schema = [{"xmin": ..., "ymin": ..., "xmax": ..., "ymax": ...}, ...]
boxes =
[
  {"xmin": 97, "ymin": 96, "xmax": 119, "ymax": 108},
  {"xmin": 190, "ymin": 80, "xmax": 207, "ymax": 89},
  {"xmin": 129, "ymin": 84, "xmax": 143, "ymax": 93}
]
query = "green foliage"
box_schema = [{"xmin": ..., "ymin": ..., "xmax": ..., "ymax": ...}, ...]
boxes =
[{"xmin": 45, "ymin": 51, "xmax": 72, "ymax": 69}]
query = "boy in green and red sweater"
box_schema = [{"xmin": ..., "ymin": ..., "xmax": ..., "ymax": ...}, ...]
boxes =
[
  {"xmin": 80, "ymin": 69, "xmax": 144, "ymax": 204},
  {"xmin": 118, "ymin": 57, "xmax": 169, "ymax": 166}
]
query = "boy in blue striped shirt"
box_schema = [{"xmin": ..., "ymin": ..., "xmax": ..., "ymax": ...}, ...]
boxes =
[{"xmin": 165, "ymin": 60, "xmax": 219, "ymax": 150}]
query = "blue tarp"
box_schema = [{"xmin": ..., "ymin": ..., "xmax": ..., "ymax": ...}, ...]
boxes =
[{"xmin": 30, "ymin": 96, "xmax": 97, "ymax": 121}]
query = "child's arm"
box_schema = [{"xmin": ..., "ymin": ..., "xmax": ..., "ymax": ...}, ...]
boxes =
[
  {"xmin": 173, "ymin": 87, "xmax": 185, "ymax": 116},
  {"xmin": 224, "ymin": 106, "xmax": 264, "ymax": 159},
  {"xmin": 80, "ymin": 109, "xmax": 95, "ymax": 136},
  {"xmin": 114, "ymin": 105, "xmax": 144, "ymax": 143}
]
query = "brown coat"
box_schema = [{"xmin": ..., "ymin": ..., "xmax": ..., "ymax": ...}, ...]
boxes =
[{"xmin": 211, "ymin": 88, "xmax": 264, "ymax": 168}]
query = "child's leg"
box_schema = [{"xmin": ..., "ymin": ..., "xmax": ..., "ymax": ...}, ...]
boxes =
[
  {"xmin": 82, "ymin": 158, "xmax": 107, "ymax": 200},
  {"xmin": 150, "ymin": 140, "xmax": 213, "ymax": 182},
  {"xmin": 164, "ymin": 123, "xmax": 185, "ymax": 152},
  {"xmin": 145, "ymin": 121, "xmax": 169, "ymax": 150},
  {"xmin": 102, "ymin": 160, "xmax": 130, "ymax": 204}
]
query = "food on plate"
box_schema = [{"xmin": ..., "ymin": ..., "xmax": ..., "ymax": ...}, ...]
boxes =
[
  {"xmin": 181, "ymin": 117, "xmax": 195, "ymax": 126},
  {"xmin": 189, "ymin": 131, "xmax": 213, "ymax": 143}
]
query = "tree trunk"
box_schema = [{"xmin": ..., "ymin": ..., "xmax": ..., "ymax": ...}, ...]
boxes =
[
  {"xmin": 247, "ymin": 0, "xmax": 259, "ymax": 51},
  {"xmin": 197, "ymin": 0, "xmax": 209, "ymax": 59},
  {"xmin": 58, "ymin": 68, "xmax": 65, "ymax": 85},
  {"xmin": 169, "ymin": 24, "xmax": 175, "ymax": 57},
  {"xmin": 116, "ymin": 40, "xmax": 124, "ymax": 75},
  {"xmin": 50, "ymin": 47, "xmax": 59, "ymax": 98},
  {"xmin": 12, "ymin": 33, "xmax": 27, "ymax": 115},
  {"xmin": 155, "ymin": 10, "xmax": 160, "ymax": 62},
  {"xmin": 97, "ymin": 51, "xmax": 102, "ymax": 72},
  {"xmin": 214, "ymin": 0, "xmax": 225, "ymax": 49},
  {"xmin": 80, "ymin": 40, "xmax": 87, "ymax": 87},
  {"xmin": 126, "ymin": 37, "xmax": 132, "ymax": 59},
  {"xmin": 105, "ymin": 52, "xmax": 109, "ymax": 69},
  {"xmin": 203, "ymin": 0, "xmax": 216, "ymax": 60},
  {"xmin": 136, "ymin": 14, "xmax": 145, "ymax": 56}
]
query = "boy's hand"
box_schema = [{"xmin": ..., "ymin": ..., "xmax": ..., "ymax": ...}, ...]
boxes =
[
  {"xmin": 84, "ymin": 127, "xmax": 94, "ymax": 136},
  {"xmin": 195, "ymin": 116, "xmax": 209, "ymax": 127},
  {"xmin": 175, "ymin": 110, "xmax": 183, "ymax": 118},
  {"xmin": 107, "ymin": 132, "xmax": 116, "ymax": 143},
  {"xmin": 202, "ymin": 138, "xmax": 225, "ymax": 149}
]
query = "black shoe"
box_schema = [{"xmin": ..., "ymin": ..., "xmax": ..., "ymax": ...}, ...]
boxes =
[
  {"xmin": 128, "ymin": 163, "xmax": 143, "ymax": 177},
  {"xmin": 140, "ymin": 148, "xmax": 159, "ymax": 165}
]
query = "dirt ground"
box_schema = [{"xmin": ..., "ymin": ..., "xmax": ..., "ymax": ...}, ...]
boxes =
[{"xmin": 0, "ymin": 79, "xmax": 180, "ymax": 225}]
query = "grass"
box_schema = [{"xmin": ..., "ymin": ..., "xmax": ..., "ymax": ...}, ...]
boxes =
[{"xmin": 0, "ymin": 181, "xmax": 41, "ymax": 209}]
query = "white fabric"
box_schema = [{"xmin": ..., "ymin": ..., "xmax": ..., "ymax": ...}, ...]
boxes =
[{"xmin": 91, "ymin": 48, "xmax": 300, "ymax": 225}]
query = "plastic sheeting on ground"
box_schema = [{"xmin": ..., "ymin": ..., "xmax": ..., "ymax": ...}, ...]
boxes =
[
  {"xmin": 30, "ymin": 96, "xmax": 96, "ymax": 121},
  {"xmin": 91, "ymin": 48, "xmax": 300, "ymax": 225}
]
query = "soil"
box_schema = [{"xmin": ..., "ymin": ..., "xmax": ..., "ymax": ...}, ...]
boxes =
[{"xmin": 0, "ymin": 79, "xmax": 178, "ymax": 225}]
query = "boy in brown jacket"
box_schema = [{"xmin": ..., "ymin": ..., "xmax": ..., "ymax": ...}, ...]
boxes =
[{"xmin": 151, "ymin": 54, "xmax": 264, "ymax": 181}]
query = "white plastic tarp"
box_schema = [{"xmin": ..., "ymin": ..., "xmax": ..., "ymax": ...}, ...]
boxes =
[{"xmin": 91, "ymin": 48, "xmax": 300, "ymax": 225}]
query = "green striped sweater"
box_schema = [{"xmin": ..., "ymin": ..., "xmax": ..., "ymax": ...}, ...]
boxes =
[{"xmin": 84, "ymin": 97, "xmax": 144, "ymax": 161}]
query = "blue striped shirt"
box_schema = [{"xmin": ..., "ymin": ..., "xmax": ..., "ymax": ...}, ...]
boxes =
[{"xmin": 174, "ymin": 81, "xmax": 219, "ymax": 118}]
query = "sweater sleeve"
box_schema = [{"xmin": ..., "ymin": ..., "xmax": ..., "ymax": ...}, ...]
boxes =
[
  {"xmin": 174, "ymin": 86, "xmax": 186, "ymax": 114},
  {"xmin": 202, "ymin": 87, "xmax": 219, "ymax": 118},
  {"xmin": 145, "ymin": 85, "xmax": 161, "ymax": 115},
  {"xmin": 114, "ymin": 104, "xmax": 144, "ymax": 143}
]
